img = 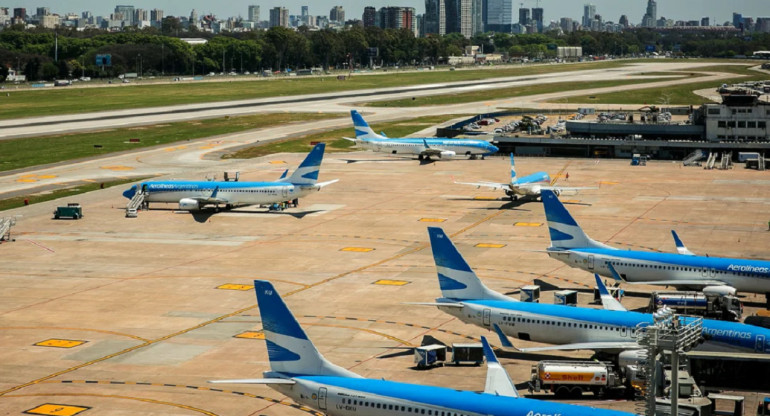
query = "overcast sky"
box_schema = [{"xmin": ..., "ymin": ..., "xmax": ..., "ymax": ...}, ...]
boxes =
[{"xmin": 11, "ymin": 1, "xmax": 769, "ymax": 25}]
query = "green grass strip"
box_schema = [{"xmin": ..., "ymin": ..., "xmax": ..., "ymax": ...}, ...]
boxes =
[
  {"xmin": 225, "ymin": 115, "xmax": 468, "ymax": 159},
  {"xmin": 0, "ymin": 177, "xmax": 150, "ymax": 212},
  {"xmin": 0, "ymin": 112, "xmax": 341, "ymax": 173}
]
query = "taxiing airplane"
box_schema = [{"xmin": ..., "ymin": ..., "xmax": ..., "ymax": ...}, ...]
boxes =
[
  {"xmin": 209, "ymin": 280, "xmax": 636, "ymax": 416},
  {"xmin": 344, "ymin": 110, "xmax": 499, "ymax": 161},
  {"xmin": 454, "ymin": 154, "xmax": 594, "ymax": 201},
  {"xmin": 422, "ymin": 227, "xmax": 770, "ymax": 354},
  {"xmin": 122, "ymin": 143, "xmax": 337, "ymax": 211},
  {"xmin": 540, "ymin": 190, "xmax": 770, "ymax": 298}
]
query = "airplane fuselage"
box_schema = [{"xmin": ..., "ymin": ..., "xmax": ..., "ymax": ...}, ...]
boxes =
[
  {"xmin": 357, "ymin": 138, "xmax": 496, "ymax": 158},
  {"xmin": 438, "ymin": 298, "xmax": 770, "ymax": 353},
  {"xmin": 510, "ymin": 172, "xmax": 551, "ymax": 197},
  {"xmin": 271, "ymin": 375, "xmax": 631, "ymax": 416},
  {"xmin": 128, "ymin": 180, "xmax": 321, "ymax": 207},
  {"xmin": 548, "ymin": 248, "xmax": 770, "ymax": 295}
]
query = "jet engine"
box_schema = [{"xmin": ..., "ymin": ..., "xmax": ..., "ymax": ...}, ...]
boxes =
[
  {"xmin": 703, "ymin": 285, "xmax": 737, "ymax": 297},
  {"xmin": 438, "ymin": 150, "xmax": 456, "ymax": 159},
  {"xmin": 178, "ymin": 198, "xmax": 200, "ymax": 211}
]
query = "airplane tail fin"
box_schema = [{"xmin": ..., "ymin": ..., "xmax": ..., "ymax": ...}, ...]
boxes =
[
  {"xmin": 541, "ymin": 190, "xmax": 614, "ymax": 250},
  {"xmin": 351, "ymin": 110, "xmax": 386, "ymax": 140},
  {"xmin": 427, "ymin": 227, "xmax": 514, "ymax": 301},
  {"xmin": 509, "ymin": 153, "xmax": 517, "ymax": 184},
  {"xmin": 282, "ymin": 143, "xmax": 326, "ymax": 185},
  {"xmin": 253, "ymin": 280, "xmax": 362, "ymax": 378}
]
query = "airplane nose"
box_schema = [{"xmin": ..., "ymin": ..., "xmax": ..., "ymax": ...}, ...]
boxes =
[{"xmin": 489, "ymin": 144, "xmax": 499, "ymax": 153}]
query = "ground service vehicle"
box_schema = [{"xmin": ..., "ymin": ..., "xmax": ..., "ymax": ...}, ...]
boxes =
[
  {"xmin": 648, "ymin": 290, "xmax": 742, "ymax": 321},
  {"xmin": 529, "ymin": 361, "xmax": 625, "ymax": 398},
  {"xmin": 54, "ymin": 203, "xmax": 83, "ymax": 219}
]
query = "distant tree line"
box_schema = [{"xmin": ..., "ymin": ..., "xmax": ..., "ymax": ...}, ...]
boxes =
[{"xmin": 0, "ymin": 22, "xmax": 768, "ymax": 82}]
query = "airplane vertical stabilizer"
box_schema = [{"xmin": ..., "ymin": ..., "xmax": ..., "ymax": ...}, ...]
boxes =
[
  {"xmin": 253, "ymin": 280, "xmax": 362, "ymax": 378},
  {"xmin": 282, "ymin": 143, "xmax": 326, "ymax": 185},
  {"xmin": 427, "ymin": 227, "xmax": 514, "ymax": 301},
  {"xmin": 350, "ymin": 110, "xmax": 386, "ymax": 140},
  {"xmin": 481, "ymin": 336, "xmax": 520, "ymax": 398},
  {"xmin": 541, "ymin": 190, "xmax": 614, "ymax": 250},
  {"xmin": 510, "ymin": 153, "xmax": 517, "ymax": 184}
]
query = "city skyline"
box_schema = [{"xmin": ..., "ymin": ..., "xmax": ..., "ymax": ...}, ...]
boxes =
[{"xmin": 6, "ymin": 0, "xmax": 769, "ymax": 25}]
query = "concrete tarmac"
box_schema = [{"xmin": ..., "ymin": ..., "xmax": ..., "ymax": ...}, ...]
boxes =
[{"xmin": 1, "ymin": 152, "xmax": 769, "ymax": 415}]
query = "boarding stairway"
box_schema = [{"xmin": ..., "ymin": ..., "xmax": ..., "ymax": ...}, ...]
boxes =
[
  {"xmin": 0, "ymin": 217, "xmax": 16, "ymax": 242},
  {"xmin": 719, "ymin": 152, "xmax": 733, "ymax": 170},
  {"xmin": 704, "ymin": 152, "xmax": 718, "ymax": 170},
  {"xmin": 682, "ymin": 149, "xmax": 706, "ymax": 166},
  {"xmin": 125, "ymin": 192, "xmax": 147, "ymax": 218}
]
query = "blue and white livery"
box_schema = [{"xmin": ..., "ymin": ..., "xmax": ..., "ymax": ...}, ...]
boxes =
[
  {"xmin": 209, "ymin": 280, "xmax": 636, "ymax": 416},
  {"xmin": 122, "ymin": 143, "xmax": 337, "ymax": 211},
  {"xmin": 540, "ymin": 190, "xmax": 770, "ymax": 297},
  {"xmin": 422, "ymin": 227, "xmax": 770, "ymax": 354},
  {"xmin": 454, "ymin": 154, "xmax": 595, "ymax": 201},
  {"xmin": 344, "ymin": 110, "xmax": 498, "ymax": 161}
]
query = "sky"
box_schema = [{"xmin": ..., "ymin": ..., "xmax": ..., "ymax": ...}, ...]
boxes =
[{"xmin": 10, "ymin": 0, "xmax": 770, "ymax": 26}]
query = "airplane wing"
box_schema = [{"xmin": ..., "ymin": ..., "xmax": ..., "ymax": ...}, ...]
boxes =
[
  {"xmin": 454, "ymin": 180, "xmax": 509, "ymax": 191},
  {"xmin": 481, "ymin": 336, "xmax": 519, "ymax": 398},
  {"xmin": 493, "ymin": 323, "xmax": 638, "ymax": 352},
  {"xmin": 208, "ymin": 378, "xmax": 296, "ymax": 385},
  {"xmin": 539, "ymin": 185, "xmax": 598, "ymax": 195},
  {"xmin": 594, "ymin": 274, "xmax": 627, "ymax": 312},
  {"xmin": 403, "ymin": 302, "xmax": 464, "ymax": 308},
  {"xmin": 671, "ymin": 230, "xmax": 696, "ymax": 256},
  {"xmin": 607, "ymin": 263, "xmax": 728, "ymax": 288},
  {"xmin": 191, "ymin": 186, "xmax": 230, "ymax": 205},
  {"xmin": 342, "ymin": 137, "xmax": 357, "ymax": 142}
]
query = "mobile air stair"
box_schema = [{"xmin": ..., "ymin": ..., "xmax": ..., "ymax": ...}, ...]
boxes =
[
  {"xmin": 125, "ymin": 191, "xmax": 147, "ymax": 218},
  {"xmin": 0, "ymin": 217, "xmax": 16, "ymax": 242},
  {"xmin": 704, "ymin": 152, "xmax": 718, "ymax": 170},
  {"xmin": 682, "ymin": 149, "xmax": 706, "ymax": 166}
]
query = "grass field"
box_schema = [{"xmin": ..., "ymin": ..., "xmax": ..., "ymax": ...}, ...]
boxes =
[
  {"xmin": 0, "ymin": 112, "xmax": 342, "ymax": 173},
  {"xmin": 363, "ymin": 77, "xmax": 677, "ymax": 107},
  {"xmin": 558, "ymin": 64, "xmax": 765, "ymax": 105},
  {"xmin": 0, "ymin": 177, "xmax": 149, "ymax": 212},
  {"xmin": 0, "ymin": 60, "xmax": 637, "ymax": 120},
  {"xmin": 225, "ymin": 115, "xmax": 467, "ymax": 159}
]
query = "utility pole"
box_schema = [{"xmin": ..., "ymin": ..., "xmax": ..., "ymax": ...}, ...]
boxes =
[
  {"xmin": 161, "ymin": 43, "xmax": 165, "ymax": 76},
  {"xmin": 54, "ymin": 31, "xmax": 58, "ymax": 62},
  {"xmin": 222, "ymin": 49, "xmax": 225, "ymax": 73}
]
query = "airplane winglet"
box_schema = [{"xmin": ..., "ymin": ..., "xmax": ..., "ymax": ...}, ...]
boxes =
[
  {"xmin": 594, "ymin": 274, "xmax": 627, "ymax": 312},
  {"xmin": 423, "ymin": 139, "xmax": 431, "ymax": 149},
  {"xmin": 211, "ymin": 186, "xmax": 219, "ymax": 199},
  {"xmin": 492, "ymin": 323, "xmax": 514, "ymax": 349},
  {"xmin": 607, "ymin": 263, "xmax": 627, "ymax": 282},
  {"xmin": 671, "ymin": 230, "xmax": 696, "ymax": 256},
  {"xmin": 481, "ymin": 336, "xmax": 520, "ymax": 398}
]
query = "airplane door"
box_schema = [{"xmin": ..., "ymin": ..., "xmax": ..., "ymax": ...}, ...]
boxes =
[
  {"xmin": 483, "ymin": 309, "xmax": 491, "ymax": 327},
  {"xmin": 282, "ymin": 187, "xmax": 289, "ymax": 199},
  {"xmin": 757, "ymin": 335, "xmax": 766, "ymax": 353},
  {"xmin": 709, "ymin": 268, "xmax": 716, "ymax": 277},
  {"xmin": 620, "ymin": 326, "xmax": 627, "ymax": 337},
  {"xmin": 318, "ymin": 387, "xmax": 327, "ymax": 411},
  {"xmin": 588, "ymin": 255, "xmax": 595, "ymax": 270}
]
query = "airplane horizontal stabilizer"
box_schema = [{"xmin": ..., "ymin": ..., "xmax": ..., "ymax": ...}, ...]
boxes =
[
  {"xmin": 314, "ymin": 179, "xmax": 340, "ymax": 189},
  {"xmin": 454, "ymin": 180, "xmax": 507, "ymax": 191},
  {"xmin": 208, "ymin": 378, "xmax": 296, "ymax": 385}
]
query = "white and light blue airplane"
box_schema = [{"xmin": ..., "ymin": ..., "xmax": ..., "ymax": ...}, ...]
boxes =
[
  {"xmin": 454, "ymin": 154, "xmax": 595, "ymax": 201},
  {"xmin": 344, "ymin": 110, "xmax": 499, "ymax": 161},
  {"xmin": 122, "ymin": 143, "xmax": 337, "ymax": 211},
  {"xmin": 422, "ymin": 227, "xmax": 770, "ymax": 354},
  {"xmin": 540, "ymin": 190, "xmax": 770, "ymax": 297},
  {"xmin": 209, "ymin": 280, "xmax": 636, "ymax": 416}
]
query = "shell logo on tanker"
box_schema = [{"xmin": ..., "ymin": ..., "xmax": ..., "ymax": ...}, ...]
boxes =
[{"xmin": 540, "ymin": 371, "xmax": 597, "ymax": 382}]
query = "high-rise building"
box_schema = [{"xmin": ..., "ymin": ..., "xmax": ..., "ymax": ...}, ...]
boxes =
[
  {"xmin": 135, "ymin": 9, "xmax": 148, "ymax": 22},
  {"xmin": 582, "ymin": 4, "xmax": 595, "ymax": 28},
  {"xmin": 445, "ymin": 0, "xmax": 460, "ymax": 34},
  {"xmin": 269, "ymin": 7, "xmax": 289, "ymax": 27},
  {"xmin": 518, "ymin": 7, "xmax": 529, "ymax": 26},
  {"xmin": 115, "ymin": 5, "xmax": 135, "ymax": 26},
  {"xmin": 701, "ymin": 17, "xmax": 710, "ymax": 27},
  {"xmin": 189, "ymin": 9, "xmax": 198, "ymax": 29},
  {"xmin": 485, "ymin": 0, "xmax": 512, "ymax": 33},
  {"xmin": 531, "ymin": 7, "xmax": 543, "ymax": 32},
  {"xmin": 560, "ymin": 17, "xmax": 573, "ymax": 33},
  {"xmin": 363, "ymin": 6, "xmax": 376, "ymax": 27},
  {"xmin": 330, "ymin": 6, "xmax": 345, "ymax": 23},
  {"xmin": 248, "ymin": 5, "xmax": 260, "ymax": 22},
  {"xmin": 377, "ymin": 6, "xmax": 414, "ymax": 30},
  {"xmin": 36, "ymin": 7, "xmax": 50, "ymax": 17},
  {"xmin": 424, "ymin": 0, "xmax": 440, "ymax": 34},
  {"xmin": 619, "ymin": 14, "xmax": 628, "ymax": 28},
  {"xmin": 642, "ymin": 0, "xmax": 656, "ymax": 27},
  {"xmin": 732, "ymin": 12, "xmax": 743, "ymax": 29},
  {"xmin": 471, "ymin": 0, "xmax": 483, "ymax": 34},
  {"xmin": 150, "ymin": 9, "xmax": 163, "ymax": 27},
  {"xmin": 458, "ymin": 0, "xmax": 472, "ymax": 37}
]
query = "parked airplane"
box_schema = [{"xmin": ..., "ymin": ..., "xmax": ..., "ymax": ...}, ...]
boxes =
[
  {"xmin": 122, "ymin": 143, "xmax": 337, "ymax": 211},
  {"xmin": 540, "ymin": 190, "xmax": 770, "ymax": 298},
  {"xmin": 422, "ymin": 227, "xmax": 770, "ymax": 354},
  {"xmin": 344, "ymin": 110, "xmax": 499, "ymax": 160},
  {"xmin": 209, "ymin": 280, "xmax": 636, "ymax": 416},
  {"xmin": 454, "ymin": 154, "xmax": 595, "ymax": 201}
]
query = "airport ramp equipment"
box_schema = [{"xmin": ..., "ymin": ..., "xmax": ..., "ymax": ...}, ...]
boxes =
[
  {"xmin": 719, "ymin": 152, "xmax": 733, "ymax": 170},
  {"xmin": 0, "ymin": 217, "xmax": 16, "ymax": 241},
  {"xmin": 683, "ymin": 149, "xmax": 706, "ymax": 166},
  {"xmin": 126, "ymin": 190, "xmax": 146, "ymax": 218},
  {"xmin": 704, "ymin": 152, "xmax": 717, "ymax": 170}
]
